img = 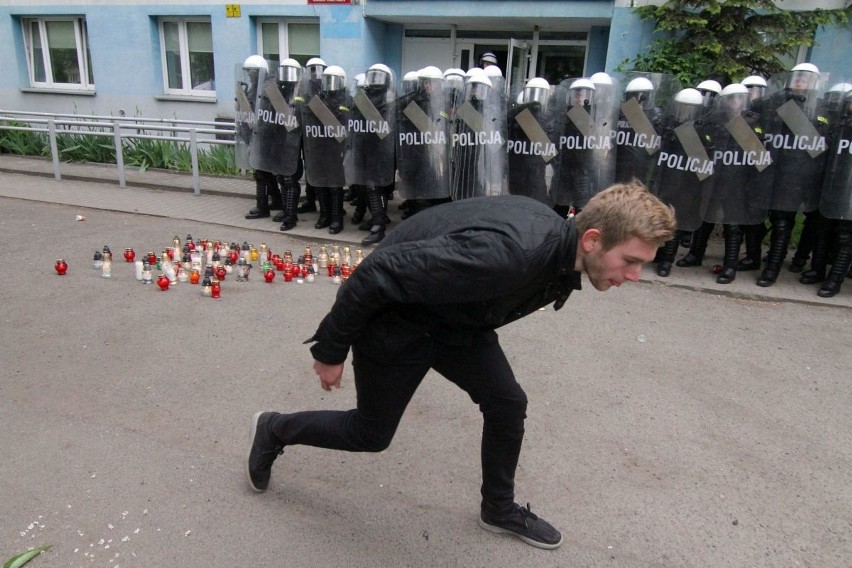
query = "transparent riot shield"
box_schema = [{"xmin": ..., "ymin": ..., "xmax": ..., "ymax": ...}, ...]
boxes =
[
  {"xmin": 506, "ymin": 84, "xmax": 559, "ymax": 206},
  {"xmin": 613, "ymin": 72, "xmax": 681, "ymax": 185},
  {"xmin": 820, "ymin": 97, "xmax": 852, "ymax": 220},
  {"xmin": 301, "ymin": 90, "xmax": 350, "ymax": 188},
  {"xmin": 550, "ymin": 77, "xmax": 618, "ymax": 211},
  {"xmin": 700, "ymin": 88, "xmax": 772, "ymax": 225},
  {"xmin": 449, "ymin": 77, "xmax": 508, "ymax": 200},
  {"xmin": 396, "ymin": 79, "xmax": 450, "ymax": 201},
  {"xmin": 762, "ymin": 70, "xmax": 831, "ymax": 212},
  {"xmin": 234, "ymin": 63, "xmax": 263, "ymax": 170},
  {"xmin": 249, "ymin": 67, "xmax": 302, "ymax": 177},
  {"xmin": 344, "ymin": 80, "xmax": 396, "ymax": 188},
  {"xmin": 649, "ymin": 92, "xmax": 715, "ymax": 232}
]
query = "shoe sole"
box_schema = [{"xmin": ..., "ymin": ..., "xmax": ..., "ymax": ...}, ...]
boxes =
[
  {"xmin": 246, "ymin": 411, "xmax": 267, "ymax": 493},
  {"xmin": 477, "ymin": 518, "xmax": 563, "ymax": 550}
]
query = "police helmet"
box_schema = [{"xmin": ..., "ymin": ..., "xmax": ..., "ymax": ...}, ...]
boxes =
[
  {"xmin": 466, "ymin": 74, "xmax": 492, "ymax": 100},
  {"xmin": 480, "ymin": 52, "xmax": 498, "ymax": 66},
  {"xmin": 243, "ymin": 55, "xmax": 268, "ymax": 71},
  {"xmin": 522, "ymin": 77, "xmax": 551, "ymax": 105},
  {"xmin": 306, "ymin": 57, "xmax": 327, "ymax": 80},
  {"xmin": 673, "ymin": 88, "xmax": 704, "ymax": 122},
  {"xmin": 569, "ymin": 78, "xmax": 595, "ymax": 106},
  {"xmin": 278, "ymin": 59, "xmax": 301, "ymax": 83},
  {"xmin": 321, "ymin": 65, "xmax": 347, "ymax": 92},
  {"xmin": 366, "ymin": 63, "xmax": 393, "ymax": 88}
]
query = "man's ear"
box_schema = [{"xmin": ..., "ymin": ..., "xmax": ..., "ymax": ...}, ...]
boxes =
[{"xmin": 579, "ymin": 228, "xmax": 602, "ymax": 253}]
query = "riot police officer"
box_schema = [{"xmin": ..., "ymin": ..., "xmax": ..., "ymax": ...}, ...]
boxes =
[
  {"xmin": 614, "ymin": 75, "xmax": 666, "ymax": 185},
  {"xmin": 756, "ymin": 63, "xmax": 830, "ymax": 287},
  {"xmin": 249, "ymin": 58, "xmax": 304, "ymax": 231},
  {"xmin": 300, "ymin": 64, "xmax": 350, "ymax": 234},
  {"xmin": 817, "ymin": 90, "xmax": 852, "ymax": 297},
  {"xmin": 396, "ymin": 66, "xmax": 451, "ymax": 219},
  {"xmin": 295, "ymin": 57, "xmax": 327, "ymax": 215},
  {"xmin": 345, "ymin": 63, "xmax": 396, "ymax": 245},
  {"xmin": 507, "ymin": 77, "xmax": 557, "ymax": 206},
  {"xmin": 236, "ymin": 55, "xmax": 281, "ymax": 220},
  {"xmin": 650, "ymin": 88, "xmax": 715, "ymax": 277}
]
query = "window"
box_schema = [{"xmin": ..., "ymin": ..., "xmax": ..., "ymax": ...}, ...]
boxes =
[
  {"xmin": 159, "ymin": 18, "xmax": 215, "ymax": 95},
  {"xmin": 258, "ymin": 20, "xmax": 319, "ymax": 67},
  {"xmin": 22, "ymin": 17, "xmax": 94, "ymax": 90}
]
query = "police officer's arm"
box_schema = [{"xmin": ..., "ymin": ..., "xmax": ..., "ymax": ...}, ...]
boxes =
[{"xmin": 308, "ymin": 230, "xmax": 533, "ymax": 365}]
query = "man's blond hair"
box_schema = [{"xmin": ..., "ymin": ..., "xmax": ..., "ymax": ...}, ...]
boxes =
[{"xmin": 574, "ymin": 180, "xmax": 676, "ymax": 250}]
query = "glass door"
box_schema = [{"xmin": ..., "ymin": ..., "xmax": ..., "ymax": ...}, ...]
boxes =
[{"xmin": 507, "ymin": 38, "xmax": 530, "ymax": 96}]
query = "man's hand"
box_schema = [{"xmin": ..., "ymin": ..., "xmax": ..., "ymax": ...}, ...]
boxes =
[{"xmin": 313, "ymin": 361, "xmax": 344, "ymax": 391}]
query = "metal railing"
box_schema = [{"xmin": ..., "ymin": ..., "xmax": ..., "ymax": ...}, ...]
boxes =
[{"xmin": 0, "ymin": 110, "xmax": 238, "ymax": 195}]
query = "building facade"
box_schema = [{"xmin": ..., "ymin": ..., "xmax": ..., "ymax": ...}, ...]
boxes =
[{"xmin": 0, "ymin": 0, "xmax": 849, "ymax": 123}]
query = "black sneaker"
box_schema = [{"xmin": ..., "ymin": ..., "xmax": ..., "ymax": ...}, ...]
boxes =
[
  {"xmin": 478, "ymin": 503, "xmax": 563, "ymax": 550},
  {"xmin": 246, "ymin": 411, "xmax": 284, "ymax": 493}
]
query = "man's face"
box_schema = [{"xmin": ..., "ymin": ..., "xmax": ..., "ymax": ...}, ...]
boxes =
[{"xmin": 581, "ymin": 234, "xmax": 658, "ymax": 291}]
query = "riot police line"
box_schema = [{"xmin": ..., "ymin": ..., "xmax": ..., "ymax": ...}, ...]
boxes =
[{"xmin": 235, "ymin": 56, "xmax": 852, "ymax": 297}]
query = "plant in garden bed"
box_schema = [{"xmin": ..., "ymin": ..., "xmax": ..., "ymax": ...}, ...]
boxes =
[{"xmin": 4, "ymin": 545, "xmax": 51, "ymax": 568}]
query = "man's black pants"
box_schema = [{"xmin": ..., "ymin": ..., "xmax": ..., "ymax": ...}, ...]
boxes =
[{"xmin": 268, "ymin": 315, "xmax": 528, "ymax": 514}]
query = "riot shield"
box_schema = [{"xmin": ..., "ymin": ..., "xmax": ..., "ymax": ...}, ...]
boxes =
[
  {"xmin": 700, "ymin": 88, "xmax": 772, "ymax": 225},
  {"xmin": 301, "ymin": 90, "xmax": 349, "ymax": 188},
  {"xmin": 344, "ymin": 79, "xmax": 396, "ymax": 188},
  {"xmin": 550, "ymin": 78, "xmax": 618, "ymax": 210},
  {"xmin": 234, "ymin": 63, "xmax": 264, "ymax": 170},
  {"xmin": 649, "ymin": 91, "xmax": 715, "ymax": 232},
  {"xmin": 449, "ymin": 76, "xmax": 508, "ymax": 200},
  {"xmin": 506, "ymin": 93, "xmax": 559, "ymax": 206},
  {"xmin": 613, "ymin": 72, "xmax": 681, "ymax": 185},
  {"xmin": 249, "ymin": 67, "xmax": 302, "ymax": 177},
  {"xmin": 820, "ymin": 95, "xmax": 852, "ymax": 220},
  {"xmin": 761, "ymin": 70, "xmax": 831, "ymax": 212},
  {"xmin": 396, "ymin": 79, "xmax": 450, "ymax": 200}
]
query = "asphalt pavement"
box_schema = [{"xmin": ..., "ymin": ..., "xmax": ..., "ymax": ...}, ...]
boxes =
[{"xmin": 1, "ymin": 155, "xmax": 851, "ymax": 567}]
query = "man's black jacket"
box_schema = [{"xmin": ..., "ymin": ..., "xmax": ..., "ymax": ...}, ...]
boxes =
[{"xmin": 308, "ymin": 195, "xmax": 582, "ymax": 364}]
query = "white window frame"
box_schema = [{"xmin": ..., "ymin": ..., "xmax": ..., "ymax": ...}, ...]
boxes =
[
  {"xmin": 256, "ymin": 18, "xmax": 320, "ymax": 67},
  {"xmin": 22, "ymin": 16, "xmax": 94, "ymax": 91},
  {"xmin": 158, "ymin": 17, "xmax": 215, "ymax": 97}
]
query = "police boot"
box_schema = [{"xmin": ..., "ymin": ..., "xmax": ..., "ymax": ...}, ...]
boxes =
[
  {"xmin": 789, "ymin": 210, "xmax": 819, "ymax": 273},
  {"xmin": 677, "ymin": 222, "xmax": 714, "ymax": 267},
  {"xmin": 279, "ymin": 180, "xmax": 301, "ymax": 232},
  {"xmin": 656, "ymin": 237, "xmax": 680, "ymax": 277},
  {"xmin": 328, "ymin": 188, "xmax": 345, "ymax": 235},
  {"xmin": 351, "ymin": 185, "xmax": 368, "ymax": 225},
  {"xmin": 757, "ymin": 211, "xmax": 794, "ymax": 287},
  {"xmin": 269, "ymin": 177, "xmax": 284, "ymax": 212},
  {"xmin": 314, "ymin": 188, "xmax": 331, "ymax": 229},
  {"xmin": 818, "ymin": 228, "xmax": 852, "ymax": 298},
  {"xmin": 245, "ymin": 172, "xmax": 272, "ymax": 219},
  {"xmin": 362, "ymin": 188, "xmax": 388, "ymax": 245},
  {"xmin": 298, "ymin": 185, "xmax": 318, "ymax": 213},
  {"xmin": 799, "ymin": 214, "xmax": 831, "ymax": 284},
  {"xmin": 716, "ymin": 224, "xmax": 743, "ymax": 284},
  {"xmin": 272, "ymin": 176, "xmax": 289, "ymax": 222},
  {"xmin": 737, "ymin": 222, "xmax": 766, "ymax": 271}
]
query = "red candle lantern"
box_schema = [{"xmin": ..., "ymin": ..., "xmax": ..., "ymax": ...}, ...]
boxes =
[
  {"xmin": 123, "ymin": 248, "xmax": 135, "ymax": 262},
  {"xmin": 54, "ymin": 258, "xmax": 68, "ymax": 275},
  {"xmin": 264, "ymin": 269, "xmax": 276, "ymax": 283},
  {"xmin": 156, "ymin": 273, "xmax": 170, "ymax": 291},
  {"xmin": 211, "ymin": 279, "xmax": 221, "ymax": 299},
  {"xmin": 215, "ymin": 265, "xmax": 227, "ymax": 281}
]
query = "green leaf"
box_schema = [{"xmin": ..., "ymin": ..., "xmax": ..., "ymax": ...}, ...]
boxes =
[{"xmin": 4, "ymin": 545, "xmax": 52, "ymax": 568}]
